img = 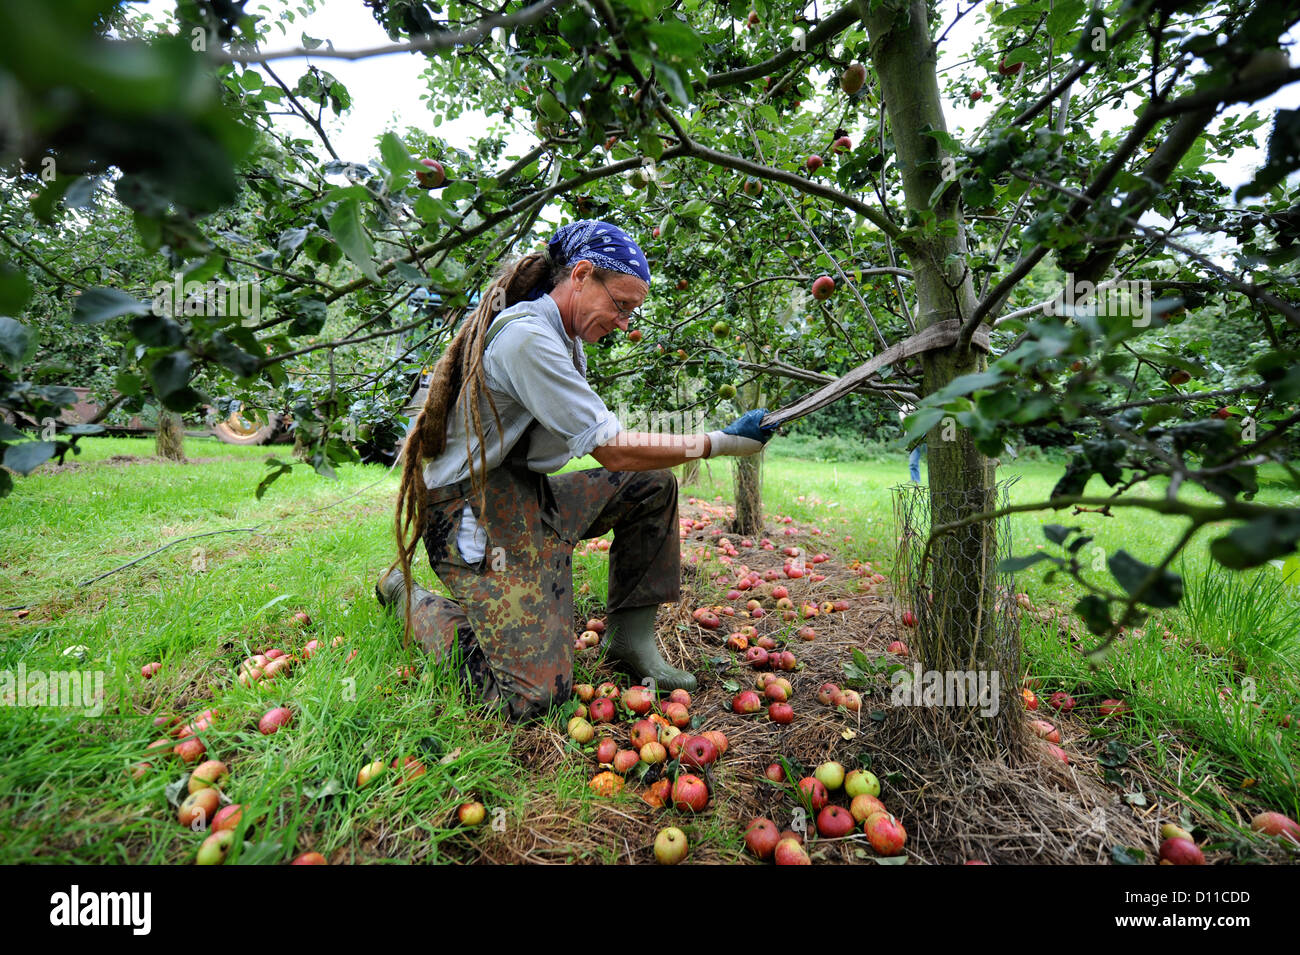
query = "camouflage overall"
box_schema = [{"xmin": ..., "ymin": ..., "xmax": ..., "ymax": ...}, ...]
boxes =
[{"xmin": 407, "ymin": 316, "xmax": 681, "ymax": 721}]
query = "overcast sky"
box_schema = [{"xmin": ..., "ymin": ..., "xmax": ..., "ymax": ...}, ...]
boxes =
[{"xmin": 139, "ymin": 1, "xmax": 1293, "ymax": 238}]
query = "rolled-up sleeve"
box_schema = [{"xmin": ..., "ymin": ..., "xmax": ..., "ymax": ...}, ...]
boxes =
[{"xmin": 486, "ymin": 320, "xmax": 622, "ymax": 460}]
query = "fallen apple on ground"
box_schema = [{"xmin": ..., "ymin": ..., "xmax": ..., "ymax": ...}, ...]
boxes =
[
  {"xmin": 844, "ymin": 769, "xmax": 880, "ymax": 798},
  {"xmin": 654, "ymin": 826, "xmax": 688, "ymax": 864},
  {"xmin": 774, "ymin": 837, "xmax": 811, "ymax": 865},
  {"xmin": 864, "ymin": 811, "xmax": 907, "ymax": 856},
  {"xmin": 356, "ymin": 760, "xmax": 387, "ymax": 788},
  {"xmin": 817, "ymin": 805, "xmax": 857, "ymax": 838},
  {"xmin": 178, "ymin": 788, "xmax": 220, "ymax": 828},
  {"xmin": 814, "ymin": 761, "xmax": 845, "ymax": 791},
  {"xmin": 797, "ymin": 776, "xmax": 829, "ymax": 811},
  {"xmin": 291, "ymin": 851, "xmax": 328, "ymax": 865},
  {"xmin": 1158, "ymin": 837, "xmax": 1204, "ymax": 865},
  {"xmin": 849, "ymin": 793, "xmax": 888, "ymax": 823},
  {"xmin": 745, "ymin": 817, "xmax": 781, "ymax": 859},
  {"xmin": 458, "ymin": 801, "xmax": 486, "ymax": 826},
  {"xmin": 672, "ymin": 774, "xmax": 709, "ymax": 812},
  {"xmin": 187, "ymin": 760, "xmax": 230, "ymax": 794},
  {"xmin": 195, "ymin": 829, "xmax": 235, "ymax": 865}
]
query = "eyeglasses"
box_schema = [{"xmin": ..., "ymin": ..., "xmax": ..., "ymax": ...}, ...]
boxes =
[{"xmin": 596, "ymin": 278, "xmax": 643, "ymax": 323}]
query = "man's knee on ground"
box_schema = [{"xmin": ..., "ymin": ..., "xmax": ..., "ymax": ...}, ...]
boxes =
[{"xmin": 506, "ymin": 671, "xmax": 573, "ymax": 723}]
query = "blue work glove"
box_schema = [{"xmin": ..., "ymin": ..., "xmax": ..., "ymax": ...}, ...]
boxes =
[{"xmin": 708, "ymin": 409, "xmax": 779, "ymax": 457}]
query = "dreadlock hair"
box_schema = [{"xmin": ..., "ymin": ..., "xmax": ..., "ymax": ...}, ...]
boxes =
[{"xmin": 390, "ymin": 247, "xmax": 624, "ymax": 647}]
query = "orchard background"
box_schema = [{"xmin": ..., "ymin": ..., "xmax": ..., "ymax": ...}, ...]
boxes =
[{"xmin": 1, "ymin": 0, "xmax": 1298, "ymax": 864}]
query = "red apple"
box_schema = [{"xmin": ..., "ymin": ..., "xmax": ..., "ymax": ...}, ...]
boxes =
[
  {"xmin": 764, "ymin": 762, "xmax": 786, "ymax": 782},
  {"xmin": 1099, "ymin": 698, "xmax": 1129, "ymax": 718},
  {"xmin": 1251, "ymin": 812, "xmax": 1300, "ymax": 842},
  {"xmin": 900, "ymin": 610, "xmax": 917, "ymax": 627},
  {"xmin": 639, "ymin": 741, "xmax": 668, "ymax": 764},
  {"xmin": 211, "ymin": 804, "xmax": 244, "ymax": 833},
  {"xmin": 258, "ymin": 706, "xmax": 292, "ymax": 736},
  {"xmin": 141, "ymin": 662, "xmax": 162, "ymax": 679},
  {"xmin": 680, "ymin": 735, "xmax": 719, "ymax": 768},
  {"xmin": 817, "ymin": 682, "xmax": 840, "ymax": 705},
  {"xmin": 1158, "ymin": 837, "xmax": 1205, "ymax": 865},
  {"xmin": 769, "ymin": 702, "xmax": 794, "ymax": 724},
  {"xmin": 613, "ymin": 749, "xmax": 641, "ymax": 774},
  {"xmin": 458, "ymin": 801, "xmax": 486, "ymax": 825},
  {"xmin": 797, "ymin": 777, "xmax": 829, "ymax": 811},
  {"xmin": 744, "ymin": 646, "xmax": 770, "ymax": 668},
  {"xmin": 631, "ymin": 719, "xmax": 659, "ymax": 750},
  {"xmin": 589, "ymin": 697, "xmax": 616, "ymax": 723},
  {"xmin": 805, "ymin": 154, "xmax": 824, "ymax": 173},
  {"xmin": 672, "ymin": 773, "xmax": 709, "ymax": 812},
  {"xmin": 1048, "ymin": 691, "xmax": 1075, "ymax": 712},
  {"xmin": 174, "ymin": 737, "xmax": 206, "ymax": 763},
  {"xmin": 849, "ymin": 793, "xmax": 888, "ymax": 823},
  {"xmin": 774, "ymin": 837, "xmax": 811, "ymax": 865},
  {"xmin": 574, "ymin": 684, "xmax": 595, "ymax": 703},
  {"xmin": 595, "ymin": 682, "xmax": 620, "ymax": 699},
  {"xmin": 663, "ymin": 701, "xmax": 691, "ymax": 728},
  {"xmin": 832, "ymin": 135, "xmax": 852, "ymax": 153},
  {"xmin": 596, "ymin": 738, "xmax": 618, "ymax": 764},
  {"xmin": 668, "ymin": 688, "xmax": 692, "ymax": 707},
  {"xmin": 839, "ymin": 690, "xmax": 862, "ymax": 712},
  {"xmin": 187, "ymin": 760, "xmax": 229, "ymax": 793},
  {"xmin": 887, "ymin": 640, "xmax": 910, "ymax": 656},
  {"xmin": 291, "ymin": 851, "xmax": 328, "ymax": 865},
  {"xmin": 416, "ymin": 158, "xmax": 446, "ymax": 188},
  {"xmin": 745, "ymin": 817, "xmax": 781, "ymax": 859},
  {"xmin": 817, "ymin": 805, "xmax": 857, "ymax": 838},
  {"xmin": 699, "ymin": 730, "xmax": 728, "ymax": 756},
  {"xmin": 178, "ymin": 788, "xmax": 220, "ymax": 828},
  {"xmin": 865, "ymin": 811, "xmax": 907, "ymax": 855},
  {"xmin": 764, "ymin": 682, "xmax": 789, "ymax": 703},
  {"xmin": 622, "ymin": 686, "xmax": 653, "ymax": 715},
  {"xmin": 727, "ymin": 634, "xmax": 749, "ymax": 651}
]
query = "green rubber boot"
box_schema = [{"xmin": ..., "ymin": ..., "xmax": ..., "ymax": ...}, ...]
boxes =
[{"xmin": 605, "ymin": 605, "xmax": 697, "ymax": 693}]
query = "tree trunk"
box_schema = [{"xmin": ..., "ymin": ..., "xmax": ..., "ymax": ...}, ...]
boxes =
[
  {"xmin": 866, "ymin": 0, "xmax": 1020, "ymax": 754},
  {"xmin": 732, "ymin": 453, "xmax": 763, "ymax": 536},
  {"xmin": 679, "ymin": 457, "xmax": 700, "ymax": 485},
  {"xmin": 155, "ymin": 411, "xmax": 185, "ymax": 461},
  {"xmin": 731, "ymin": 340, "xmax": 764, "ymax": 535}
]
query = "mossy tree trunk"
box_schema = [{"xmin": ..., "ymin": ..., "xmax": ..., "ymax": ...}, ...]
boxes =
[
  {"xmin": 155, "ymin": 411, "xmax": 185, "ymax": 461},
  {"xmin": 865, "ymin": 0, "xmax": 1017, "ymax": 753}
]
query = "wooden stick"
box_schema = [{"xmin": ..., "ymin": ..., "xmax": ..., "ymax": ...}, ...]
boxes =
[{"xmin": 761, "ymin": 320, "xmax": 991, "ymax": 428}]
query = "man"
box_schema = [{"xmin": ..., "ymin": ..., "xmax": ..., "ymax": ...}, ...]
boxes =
[{"xmin": 378, "ymin": 220, "xmax": 778, "ymax": 721}]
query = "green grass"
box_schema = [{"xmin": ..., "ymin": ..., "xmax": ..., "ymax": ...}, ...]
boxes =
[{"xmin": 1, "ymin": 435, "xmax": 1296, "ymax": 862}]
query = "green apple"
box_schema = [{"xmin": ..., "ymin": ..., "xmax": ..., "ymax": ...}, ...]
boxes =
[
  {"xmin": 844, "ymin": 769, "xmax": 880, "ymax": 798},
  {"xmin": 195, "ymin": 829, "xmax": 235, "ymax": 865},
  {"xmin": 814, "ymin": 760, "xmax": 846, "ymax": 791},
  {"xmin": 654, "ymin": 826, "xmax": 688, "ymax": 864}
]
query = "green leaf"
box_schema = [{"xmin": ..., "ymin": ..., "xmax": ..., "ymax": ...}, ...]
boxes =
[
  {"xmin": 1107, "ymin": 550, "xmax": 1183, "ymax": 608},
  {"xmin": 998, "ymin": 552, "xmax": 1056, "ymax": 573},
  {"xmin": 327, "ymin": 199, "xmax": 379, "ymax": 283},
  {"xmin": 72, "ymin": 287, "xmax": 151, "ymax": 325},
  {"xmin": 3, "ymin": 441, "xmax": 56, "ymax": 475},
  {"xmin": 129, "ymin": 314, "xmax": 184, "ymax": 348},
  {"xmin": 1043, "ymin": 524, "xmax": 1079, "ymax": 545},
  {"xmin": 1074, "ymin": 595, "xmax": 1111, "ymax": 636},
  {"xmin": 1045, "ymin": 0, "xmax": 1085, "ymax": 39},
  {"xmin": 1210, "ymin": 511, "xmax": 1300, "ymax": 569},
  {"xmin": 277, "ymin": 228, "xmax": 309, "ymax": 259},
  {"xmin": 1111, "ymin": 845, "xmax": 1145, "ymax": 865},
  {"xmin": 379, "ymin": 131, "xmax": 415, "ymax": 180},
  {"xmin": 0, "ymin": 258, "xmax": 32, "ymax": 313},
  {"xmin": 209, "ymin": 332, "xmax": 260, "ymax": 378},
  {"xmin": 0, "ymin": 316, "xmax": 34, "ymax": 373},
  {"xmin": 149, "ymin": 351, "xmax": 193, "ymax": 399},
  {"xmin": 652, "ymin": 58, "xmax": 691, "ymax": 106}
]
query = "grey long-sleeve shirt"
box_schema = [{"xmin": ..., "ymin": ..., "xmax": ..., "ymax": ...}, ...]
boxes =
[{"xmin": 422, "ymin": 294, "xmax": 623, "ymax": 560}]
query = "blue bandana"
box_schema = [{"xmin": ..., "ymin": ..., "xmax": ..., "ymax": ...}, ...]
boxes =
[{"xmin": 549, "ymin": 219, "xmax": 651, "ymax": 283}]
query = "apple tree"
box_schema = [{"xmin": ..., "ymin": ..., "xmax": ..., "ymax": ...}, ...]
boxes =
[{"xmin": 3, "ymin": 0, "xmax": 1299, "ymax": 757}]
